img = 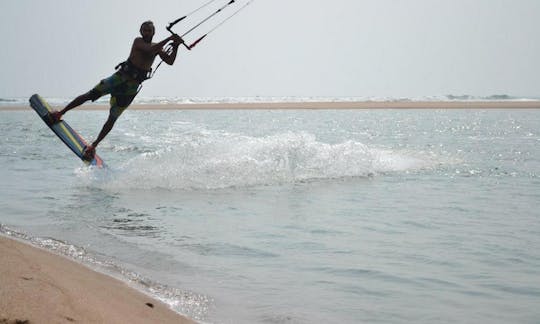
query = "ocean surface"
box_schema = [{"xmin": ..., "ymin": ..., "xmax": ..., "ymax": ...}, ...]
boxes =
[{"xmin": 1, "ymin": 105, "xmax": 539, "ymax": 323}]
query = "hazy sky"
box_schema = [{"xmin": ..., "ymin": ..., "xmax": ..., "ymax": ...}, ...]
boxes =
[{"xmin": 1, "ymin": 0, "xmax": 539, "ymax": 98}]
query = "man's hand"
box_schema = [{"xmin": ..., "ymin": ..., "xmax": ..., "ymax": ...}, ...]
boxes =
[
  {"xmin": 47, "ymin": 110, "xmax": 63, "ymax": 125},
  {"xmin": 171, "ymin": 34, "xmax": 184, "ymax": 45}
]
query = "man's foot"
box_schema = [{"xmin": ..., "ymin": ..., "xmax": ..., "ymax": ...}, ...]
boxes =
[
  {"xmin": 46, "ymin": 111, "xmax": 63, "ymax": 125},
  {"xmin": 82, "ymin": 144, "xmax": 96, "ymax": 161}
]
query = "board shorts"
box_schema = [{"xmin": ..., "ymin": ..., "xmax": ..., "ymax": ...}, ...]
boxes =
[{"xmin": 89, "ymin": 72, "xmax": 140, "ymax": 120}]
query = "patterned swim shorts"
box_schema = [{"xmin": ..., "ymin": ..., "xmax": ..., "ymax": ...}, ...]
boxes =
[{"xmin": 89, "ymin": 72, "xmax": 140, "ymax": 119}]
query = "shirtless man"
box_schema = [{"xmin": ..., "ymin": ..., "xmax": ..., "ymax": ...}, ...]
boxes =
[{"xmin": 50, "ymin": 21, "xmax": 183, "ymax": 160}]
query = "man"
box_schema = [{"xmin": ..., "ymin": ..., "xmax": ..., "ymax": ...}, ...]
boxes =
[{"xmin": 50, "ymin": 21, "xmax": 183, "ymax": 160}]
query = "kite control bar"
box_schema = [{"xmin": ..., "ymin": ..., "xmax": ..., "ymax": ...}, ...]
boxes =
[
  {"xmin": 153, "ymin": 0, "xmax": 253, "ymax": 76},
  {"xmin": 166, "ymin": 0, "xmax": 236, "ymax": 50}
]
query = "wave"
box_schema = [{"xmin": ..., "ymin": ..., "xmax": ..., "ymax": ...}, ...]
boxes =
[
  {"xmin": 444, "ymin": 94, "xmax": 523, "ymax": 101},
  {"xmin": 133, "ymin": 94, "xmax": 539, "ymax": 104},
  {"xmin": 0, "ymin": 97, "xmax": 74, "ymax": 106},
  {"xmin": 0, "ymin": 97, "xmax": 24, "ymax": 105},
  {"xmin": 2, "ymin": 94, "xmax": 538, "ymax": 107},
  {"xmin": 83, "ymin": 132, "xmax": 432, "ymax": 190}
]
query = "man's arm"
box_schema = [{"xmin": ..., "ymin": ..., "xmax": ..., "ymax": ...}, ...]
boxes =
[{"xmin": 132, "ymin": 35, "xmax": 176, "ymax": 55}]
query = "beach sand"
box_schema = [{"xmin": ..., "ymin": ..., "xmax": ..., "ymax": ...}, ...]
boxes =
[
  {"xmin": 1, "ymin": 100, "xmax": 540, "ymax": 111},
  {"xmin": 0, "ymin": 235, "xmax": 194, "ymax": 324}
]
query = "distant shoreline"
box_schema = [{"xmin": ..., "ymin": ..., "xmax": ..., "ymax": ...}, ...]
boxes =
[{"xmin": 1, "ymin": 100, "xmax": 540, "ymax": 110}]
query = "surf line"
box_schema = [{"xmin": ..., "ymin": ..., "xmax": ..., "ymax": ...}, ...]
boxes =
[{"xmin": 152, "ymin": 0, "xmax": 255, "ymax": 77}]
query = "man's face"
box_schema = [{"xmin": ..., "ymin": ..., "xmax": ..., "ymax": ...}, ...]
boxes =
[{"xmin": 140, "ymin": 24, "xmax": 155, "ymax": 43}]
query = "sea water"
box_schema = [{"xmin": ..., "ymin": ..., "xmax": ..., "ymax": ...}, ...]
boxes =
[{"xmin": 1, "ymin": 107, "xmax": 539, "ymax": 323}]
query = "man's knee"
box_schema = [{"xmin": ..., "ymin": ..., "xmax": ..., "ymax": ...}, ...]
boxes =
[
  {"xmin": 86, "ymin": 89, "xmax": 102, "ymax": 102},
  {"xmin": 115, "ymin": 94, "xmax": 135, "ymax": 108}
]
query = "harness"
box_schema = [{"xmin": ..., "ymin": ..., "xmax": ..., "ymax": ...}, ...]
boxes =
[{"xmin": 115, "ymin": 59, "xmax": 152, "ymax": 83}]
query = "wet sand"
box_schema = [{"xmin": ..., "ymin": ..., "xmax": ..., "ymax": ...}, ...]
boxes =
[{"xmin": 0, "ymin": 235, "xmax": 194, "ymax": 324}]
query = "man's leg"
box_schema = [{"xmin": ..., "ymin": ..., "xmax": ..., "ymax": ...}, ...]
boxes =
[
  {"xmin": 50, "ymin": 91, "xmax": 97, "ymax": 123},
  {"xmin": 81, "ymin": 83, "xmax": 136, "ymax": 160},
  {"xmin": 92, "ymin": 114, "xmax": 117, "ymax": 148},
  {"xmin": 82, "ymin": 113, "xmax": 117, "ymax": 161},
  {"xmin": 63, "ymin": 92, "xmax": 94, "ymax": 113}
]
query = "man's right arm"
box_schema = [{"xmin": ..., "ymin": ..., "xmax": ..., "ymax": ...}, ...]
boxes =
[{"xmin": 132, "ymin": 36, "xmax": 175, "ymax": 55}]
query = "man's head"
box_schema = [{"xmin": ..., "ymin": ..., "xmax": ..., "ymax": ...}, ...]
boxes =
[{"xmin": 140, "ymin": 21, "xmax": 155, "ymax": 43}]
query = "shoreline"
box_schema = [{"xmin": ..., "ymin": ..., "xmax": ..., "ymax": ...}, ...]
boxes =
[
  {"xmin": 1, "ymin": 100, "xmax": 540, "ymax": 110},
  {"xmin": 0, "ymin": 234, "xmax": 194, "ymax": 324}
]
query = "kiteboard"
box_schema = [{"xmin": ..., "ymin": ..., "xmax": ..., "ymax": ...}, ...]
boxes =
[{"xmin": 29, "ymin": 94, "xmax": 105, "ymax": 168}]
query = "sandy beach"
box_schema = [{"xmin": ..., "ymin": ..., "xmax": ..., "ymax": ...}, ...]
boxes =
[
  {"xmin": 0, "ymin": 235, "xmax": 194, "ymax": 324},
  {"xmin": 1, "ymin": 100, "xmax": 540, "ymax": 111}
]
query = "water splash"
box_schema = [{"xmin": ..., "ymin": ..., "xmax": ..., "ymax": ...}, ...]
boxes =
[{"xmin": 87, "ymin": 132, "xmax": 431, "ymax": 190}]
